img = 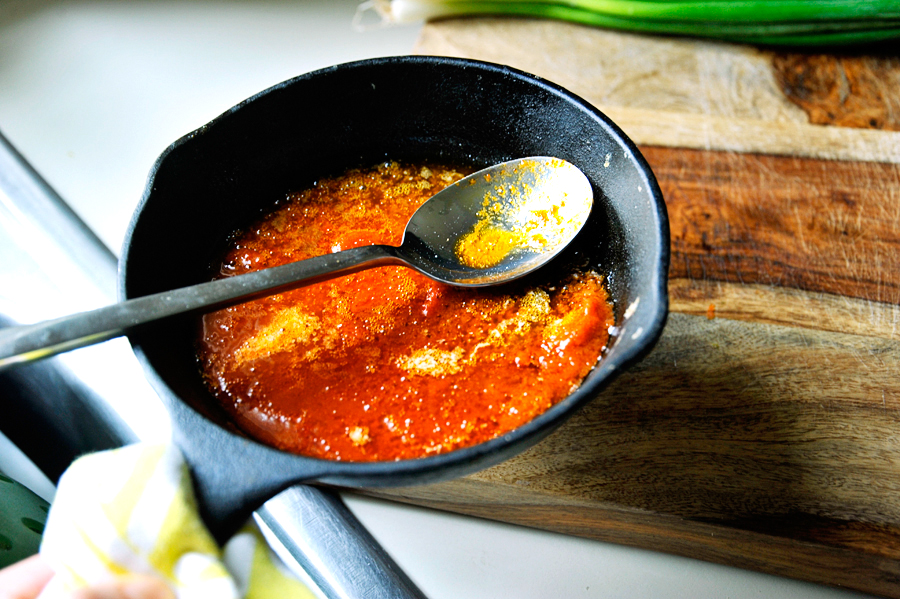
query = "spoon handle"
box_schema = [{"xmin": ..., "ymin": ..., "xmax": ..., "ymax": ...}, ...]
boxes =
[{"xmin": 0, "ymin": 244, "xmax": 403, "ymax": 370}]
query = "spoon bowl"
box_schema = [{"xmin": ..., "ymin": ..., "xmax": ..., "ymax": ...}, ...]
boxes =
[{"xmin": 402, "ymin": 156, "xmax": 593, "ymax": 285}]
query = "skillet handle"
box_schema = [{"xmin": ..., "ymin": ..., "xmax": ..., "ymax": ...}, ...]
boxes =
[
  {"xmin": 164, "ymin": 395, "xmax": 429, "ymax": 599},
  {"xmin": 257, "ymin": 487, "xmax": 429, "ymax": 599}
]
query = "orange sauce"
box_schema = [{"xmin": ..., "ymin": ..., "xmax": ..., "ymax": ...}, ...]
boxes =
[{"xmin": 197, "ymin": 162, "xmax": 614, "ymax": 461}]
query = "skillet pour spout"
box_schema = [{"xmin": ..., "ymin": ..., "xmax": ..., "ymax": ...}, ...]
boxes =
[{"xmin": 121, "ymin": 55, "xmax": 669, "ymax": 541}]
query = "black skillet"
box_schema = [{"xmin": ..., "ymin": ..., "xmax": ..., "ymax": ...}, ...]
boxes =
[{"xmin": 121, "ymin": 55, "xmax": 670, "ymax": 540}]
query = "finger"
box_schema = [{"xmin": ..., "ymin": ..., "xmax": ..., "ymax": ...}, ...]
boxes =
[
  {"xmin": 68, "ymin": 576, "xmax": 174, "ymax": 599},
  {"xmin": 0, "ymin": 554, "xmax": 55, "ymax": 599}
]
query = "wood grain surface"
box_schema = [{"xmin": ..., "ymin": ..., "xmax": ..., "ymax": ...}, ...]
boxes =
[
  {"xmin": 413, "ymin": 18, "xmax": 900, "ymax": 163},
  {"xmin": 351, "ymin": 17, "xmax": 900, "ymax": 598},
  {"xmin": 772, "ymin": 53, "xmax": 900, "ymax": 131},
  {"xmin": 655, "ymin": 146, "xmax": 900, "ymax": 303}
]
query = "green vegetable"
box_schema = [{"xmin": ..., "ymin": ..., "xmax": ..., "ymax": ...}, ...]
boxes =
[{"xmin": 363, "ymin": 0, "xmax": 900, "ymax": 45}]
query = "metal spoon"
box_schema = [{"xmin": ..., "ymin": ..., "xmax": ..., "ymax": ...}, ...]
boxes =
[{"xmin": 0, "ymin": 156, "xmax": 592, "ymax": 370}]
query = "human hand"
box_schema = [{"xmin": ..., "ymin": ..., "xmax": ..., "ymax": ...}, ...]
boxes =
[{"xmin": 0, "ymin": 554, "xmax": 173, "ymax": 599}]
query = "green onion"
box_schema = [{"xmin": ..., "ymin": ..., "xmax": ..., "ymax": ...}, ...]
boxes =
[{"xmin": 362, "ymin": 0, "xmax": 900, "ymax": 45}]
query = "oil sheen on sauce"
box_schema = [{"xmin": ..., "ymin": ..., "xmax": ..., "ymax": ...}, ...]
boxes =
[{"xmin": 197, "ymin": 162, "xmax": 614, "ymax": 462}]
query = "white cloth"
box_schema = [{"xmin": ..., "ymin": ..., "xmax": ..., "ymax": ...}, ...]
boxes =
[{"xmin": 37, "ymin": 443, "xmax": 314, "ymax": 599}]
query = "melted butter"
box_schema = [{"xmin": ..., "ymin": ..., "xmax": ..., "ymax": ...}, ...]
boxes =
[
  {"xmin": 398, "ymin": 346, "xmax": 466, "ymax": 377},
  {"xmin": 233, "ymin": 306, "xmax": 323, "ymax": 365}
]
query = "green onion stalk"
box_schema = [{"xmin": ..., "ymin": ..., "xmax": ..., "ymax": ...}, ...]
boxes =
[{"xmin": 361, "ymin": 0, "xmax": 900, "ymax": 45}]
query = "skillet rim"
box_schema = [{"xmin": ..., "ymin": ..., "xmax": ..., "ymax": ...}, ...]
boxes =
[{"xmin": 119, "ymin": 54, "xmax": 670, "ymax": 489}]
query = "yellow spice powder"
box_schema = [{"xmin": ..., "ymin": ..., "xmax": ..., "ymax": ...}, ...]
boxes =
[{"xmin": 455, "ymin": 220, "xmax": 525, "ymax": 269}]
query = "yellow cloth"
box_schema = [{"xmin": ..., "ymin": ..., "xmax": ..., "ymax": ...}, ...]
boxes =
[{"xmin": 37, "ymin": 443, "xmax": 315, "ymax": 599}]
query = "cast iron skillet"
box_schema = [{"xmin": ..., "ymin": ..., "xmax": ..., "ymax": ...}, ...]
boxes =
[{"xmin": 121, "ymin": 56, "xmax": 670, "ymax": 539}]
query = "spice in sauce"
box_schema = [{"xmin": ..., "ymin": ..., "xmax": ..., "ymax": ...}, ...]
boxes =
[{"xmin": 197, "ymin": 161, "xmax": 614, "ymax": 462}]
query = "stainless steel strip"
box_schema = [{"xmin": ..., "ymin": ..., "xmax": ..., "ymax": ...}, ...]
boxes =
[
  {"xmin": 0, "ymin": 130, "xmax": 117, "ymax": 302},
  {"xmin": 257, "ymin": 486, "xmax": 427, "ymax": 599}
]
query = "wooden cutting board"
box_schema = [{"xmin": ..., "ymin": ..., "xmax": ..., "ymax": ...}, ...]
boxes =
[{"xmin": 357, "ymin": 18, "xmax": 900, "ymax": 597}]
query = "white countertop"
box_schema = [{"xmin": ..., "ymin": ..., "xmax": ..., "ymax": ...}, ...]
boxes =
[{"xmin": 0, "ymin": 2, "xmax": 876, "ymax": 597}]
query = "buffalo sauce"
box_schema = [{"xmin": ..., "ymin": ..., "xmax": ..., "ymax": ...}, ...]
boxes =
[{"xmin": 197, "ymin": 162, "xmax": 614, "ymax": 461}]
